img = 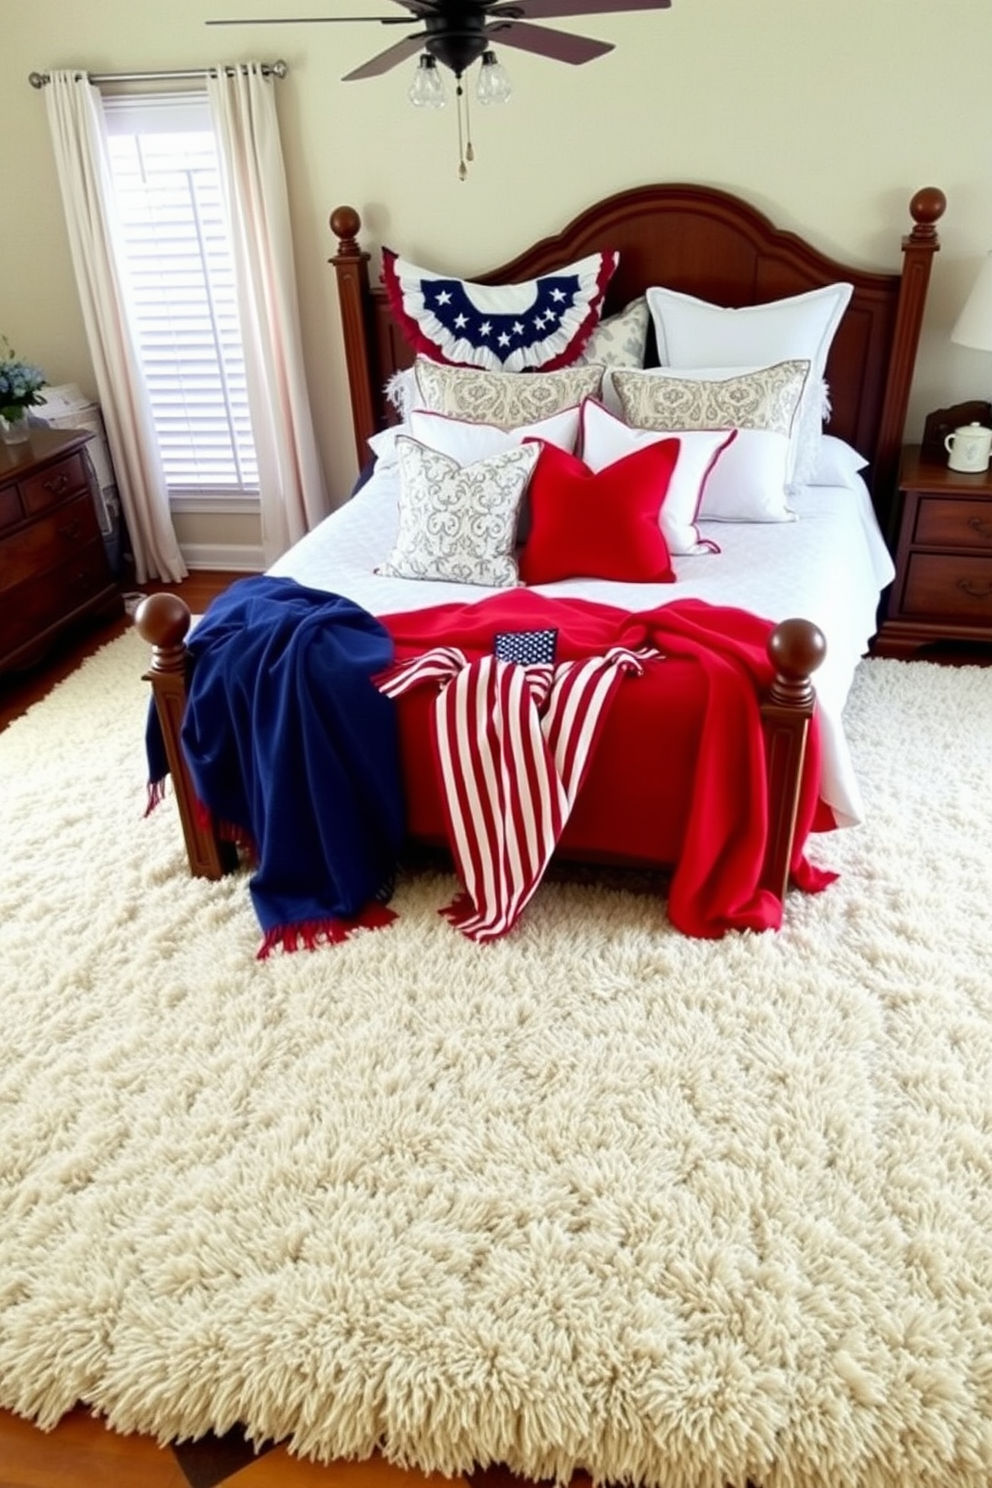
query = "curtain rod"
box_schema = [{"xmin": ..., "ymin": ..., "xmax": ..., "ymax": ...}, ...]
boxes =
[{"xmin": 29, "ymin": 60, "xmax": 288, "ymax": 88}]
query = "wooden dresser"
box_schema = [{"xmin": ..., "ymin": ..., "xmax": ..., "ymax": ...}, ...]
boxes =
[
  {"xmin": 875, "ymin": 443, "xmax": 992, "ymax": 657},
  {"xmin": 0, "ymin": 428, "xmax": 120, "ymax": 673}
]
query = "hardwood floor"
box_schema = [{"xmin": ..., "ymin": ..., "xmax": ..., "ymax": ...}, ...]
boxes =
[{"xmin": 0, "ymin": 1404, "xmax": 489, "ymax": 1487}]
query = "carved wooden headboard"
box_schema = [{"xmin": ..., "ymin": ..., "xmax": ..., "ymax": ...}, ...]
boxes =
[{"xmin": 329, "ymin": 182, "xmax": 945, "ymax": 530}]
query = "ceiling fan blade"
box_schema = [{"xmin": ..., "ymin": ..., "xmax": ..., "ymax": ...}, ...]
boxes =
[
  {"xmin": 206, "ymin": 14, "xmax": 417, "ymax": 24},
  {"xmin": 487, "ymin": 18, "xmax": 613, "ymax": 63},
  {"xmin": 342, "ymin": 33, "xmax": 427, "ymax": 80},
  {"xmin": 489, "ymin": 0, "xmax": 670, "ymax": 16}
]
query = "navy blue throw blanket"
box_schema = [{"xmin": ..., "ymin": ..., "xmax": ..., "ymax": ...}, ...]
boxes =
[{"xmin": 149, "ymin": 576, "xmax": 405, "ymax": 955}]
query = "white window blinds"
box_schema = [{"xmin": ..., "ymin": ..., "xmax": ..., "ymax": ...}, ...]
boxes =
[{"xmin": 102, "ymin": 94, "xmax": 259, "ymax": 498}]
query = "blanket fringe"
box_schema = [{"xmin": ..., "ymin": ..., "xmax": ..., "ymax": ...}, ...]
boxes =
[
  {"xmin": 257, "ymin": 903, "xmax": 399, "ymax": 960},
  {"xmin": 144, "ymin": 779, "xmax": 167, "ymax": 817}
]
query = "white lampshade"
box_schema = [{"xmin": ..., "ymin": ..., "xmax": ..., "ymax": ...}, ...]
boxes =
[{"xmin": 951, "ymin": 251, "xmax": 992, "ymax": 353}]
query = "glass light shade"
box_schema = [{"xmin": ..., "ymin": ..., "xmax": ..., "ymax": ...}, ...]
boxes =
[
  {"xmin": 477, "ymin": 50, "xmax": 512, "ymax": 105},
  {"xmin": 951, "ymin": 251, "xmax": 992, "ymax": 353},
  {"xmin": 409, "ymin": 53, "xmax": 446, "ymax": 108}
]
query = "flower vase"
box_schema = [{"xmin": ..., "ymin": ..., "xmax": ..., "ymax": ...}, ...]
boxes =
[{"xmin": 0, "ymin": 407, "xmax": 31, "ymax": 446}]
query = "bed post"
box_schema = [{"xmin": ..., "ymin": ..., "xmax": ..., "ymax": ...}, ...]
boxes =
[
  {"xmin": 760, "ymin": 618, "xmax": 827, "ymax": 904},
  {"xmin": 871, "ymin": 186, "xmax": 946, "ymax": 535},
  {"xmin": 134, "ymin": 593, "xmax": 233, "ymax": 881},
  {"xmin": 330, "ymin": 205, "xmax": 378, "ymax": 470}
]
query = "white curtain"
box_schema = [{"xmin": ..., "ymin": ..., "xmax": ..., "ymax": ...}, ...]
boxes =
[
  {"xmin": 208, "ymin": 65, "xmax": 328, "ymax": 565},
  {"xmin": 43, "ymin": 71, "xmax": 187, "ymax": 585}
]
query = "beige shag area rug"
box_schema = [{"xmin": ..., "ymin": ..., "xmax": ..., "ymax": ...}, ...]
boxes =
[{"xmin": 1, "ymin": 631, "xmax": 991, "ymax": 1488}]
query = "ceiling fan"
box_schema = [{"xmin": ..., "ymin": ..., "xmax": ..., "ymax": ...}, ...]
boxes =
[{"xmin": 206, "ymin": 0, "xmax": 672, "ymax": 84}]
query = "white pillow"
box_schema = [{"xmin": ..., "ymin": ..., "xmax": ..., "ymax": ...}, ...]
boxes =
[
  {"xmin": 646, "ymin": 282, "xmax": 852, "ymax": 486},
  {"xmin": 808, "ymin": 433, "xmax": 869, "ymax": 487},
  {"xmin": 408, "ymin": 405, "xmax": 580, "ymax": 464},
  {"xmin": 378, "ymin": 437, "xmax": 539, "ymax": 587},
  {"xmin": 579, "ymin": 398, "xmax": 732, "ymax": 554},
  {"xmin": 611, "ymin": 363, "xmax": 809, "ymax": 523},
  {"xmin": 413, "ymin": 355, "xmax": 604, "ymax": 428}
]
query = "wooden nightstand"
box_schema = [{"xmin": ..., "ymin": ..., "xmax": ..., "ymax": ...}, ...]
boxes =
[{"xmin": 874, "ymin": 443, "xmax": 992, "ymax": 658}]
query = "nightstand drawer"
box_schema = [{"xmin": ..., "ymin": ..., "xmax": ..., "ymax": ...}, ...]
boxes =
[
  {"xmin": 0, "ymin": 541, "xmax": 113, "ymax": 658},
  {"xmin": 0, "ymin": 491, "xmax": 102, "ymax": 595},
  {"xmin": 19, "ymin": 451, "xmax": 88, "ymax": 516},
  {"xmin": 903, "ymin": 552, "xmax": 992, "ymax": 619},
  {"xmin": 914, "ymin": 496, "xmax": 992, "ymax": 550}
]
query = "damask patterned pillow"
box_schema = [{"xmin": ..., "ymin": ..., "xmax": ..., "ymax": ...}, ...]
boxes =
[
  {"xmin": 574, "ymin": 297, "xmax": 650, "ymax": 369},
  {"xmin": 414, "ymin": 356, "xmax": 604, "ymax": 429},
  {"xmin": 383, "ymin": 249, "xmax": 618, "ymax": 372},
  {"xmin": 379, "ymin": 437, "xmax": 540, "ymax": 587},
  {"xmin": 612, "ymin": 361, "xmax": 809, "ymax": 522}
]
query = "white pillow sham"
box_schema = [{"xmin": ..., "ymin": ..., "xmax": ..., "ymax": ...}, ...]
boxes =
[
  {"xmin": 379, "ymin": 437, "xmax": 539, "ymax": 587},
  {"xmin": 579, "ymin": 398, "xmax": 732, "ymax": 555},
  {"xmin": 808, "ymin": 433, "xmax": 869, "ymax": 487},
  {"xmin": 409, "ymin": 405, "xmax": 580, "ymax": 464},
  {"xmin": 611, "ymin": 362, "xmax": 808, "ymax": 522},
  {"xmin": 646, "ymin": 281, "xmax": 852, "ymax": 486},
  {"xmin": 370, "ymin": 403, "xmax": 579, "ymax": 478}
]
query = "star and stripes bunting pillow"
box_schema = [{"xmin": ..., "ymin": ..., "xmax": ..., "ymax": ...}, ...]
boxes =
[{"xmin": 382, "ymin": 247, "xmax": 619, "ymax": 373}]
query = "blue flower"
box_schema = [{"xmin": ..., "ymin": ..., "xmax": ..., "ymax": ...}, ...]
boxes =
[{"xmin": 0, "ymin": 334, "xmax": 47, "ymax": 419}]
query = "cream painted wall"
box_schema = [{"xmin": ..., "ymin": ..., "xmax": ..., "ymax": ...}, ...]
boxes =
[{"xmin": 2, "ymin": 0, "xmax": 992, "ymax": 565}]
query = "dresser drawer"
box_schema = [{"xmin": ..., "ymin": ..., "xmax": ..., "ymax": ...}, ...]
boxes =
[
  {"xmin": 0, "ymin": 491, "xmax": 102, "ymax": 596},
  {"xmin": 0, "ymin": 541, "xmax": 113, "ymax": 658},
  {"xmin": 902, "ymin": 552, "xmax": 992, "ymax": 620},
  {"xmin": 19, "ymin": 451, "xmax": 88, "ymax": 516},
  {"xmin": 0, "ymin": 483, "xmax": 22, "ymax": 532},
  {"xmin": 913, "ymin": 496, "xmax": 992, "ymax": 550}
]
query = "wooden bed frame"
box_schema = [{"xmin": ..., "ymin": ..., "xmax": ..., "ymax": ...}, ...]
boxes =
[{"xmin": 136, "ymin": 181, "xmax": 945, "ymax": 908}]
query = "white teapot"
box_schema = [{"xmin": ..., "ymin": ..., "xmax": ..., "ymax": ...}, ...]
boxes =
[{"xmin": 944, "ymin": 421, "xmax": 992, "ymax": 473}]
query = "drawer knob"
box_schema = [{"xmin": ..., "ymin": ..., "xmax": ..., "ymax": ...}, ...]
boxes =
[
  {"xmin": 968, "ymin": 514, "xmax": 992, "ymax": 542},
  {"xmin": 957, "ymin": 577, "xmax": 992, "ymax": 601},
  {"xmin": 59, "ymin": 518, "xmax": 82, "ymax": 543},
  {"xmin": 43, "ymin": 473, "xmax": 71, "ymax": 496}
]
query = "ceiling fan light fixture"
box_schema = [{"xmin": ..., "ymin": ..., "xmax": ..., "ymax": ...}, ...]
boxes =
[
  {"xmin": 408, "ymin": 52, "xmax": 446, "ymax": 107},
  {"xmin": 476, "ymin": 49, "xmax": 512, "ymax": 105}
]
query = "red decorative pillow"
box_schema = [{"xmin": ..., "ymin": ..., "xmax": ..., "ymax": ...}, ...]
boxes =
[{"xmin": 519, "ymin": 439, "xmax": 679, "ymax": 585}]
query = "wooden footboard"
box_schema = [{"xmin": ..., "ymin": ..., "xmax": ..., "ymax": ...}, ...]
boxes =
[{"xmin": 135, "ymin": 593, "xmax": 824, "ymax": 911}]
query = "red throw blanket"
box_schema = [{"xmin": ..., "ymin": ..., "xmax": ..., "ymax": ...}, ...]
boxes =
[{"xmin": 381, "ymin": 592, "xmax": 835, "ymax": 938}]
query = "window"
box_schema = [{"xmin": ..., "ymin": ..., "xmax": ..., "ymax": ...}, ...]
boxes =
[{"xmin": 102, "ymin": 94, "xmax": 258, "ymax": 505}]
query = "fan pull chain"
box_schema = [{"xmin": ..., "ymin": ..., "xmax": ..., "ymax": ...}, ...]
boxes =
[
  {"xmin": 464, "ymin": 81, "xmax": 475, "ymax": 164},
  {"xmin": 456, "ymin": 80, "xmax": 466, "ymax": 179},
  {"xmin": 455, "ymin": 78, "xmax": 473, "ymax": 180}
]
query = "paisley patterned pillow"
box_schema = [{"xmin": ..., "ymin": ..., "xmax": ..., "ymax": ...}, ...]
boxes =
[
  {"xmin": 414, "ymin": 356, "xmax": 604, "ymax": 430},
  {"xmin": 574, "ymin": 296, "xmax": 650, "ymax": 369},
  {"xmin": 379, "ymin": 437, "xmax": 540, "ymax": 587},
  {"xmin": 612, "ymin": 360, "xmax": 809, "ymax": 439}
]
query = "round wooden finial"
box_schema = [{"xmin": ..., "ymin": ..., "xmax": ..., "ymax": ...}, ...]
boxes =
[
  {"xmin": 134, "ymin": 591, "xmax": 192, "ymax": 650},
  {"xmin": 767, "ymin": 618, "xmax": 827, "ymax": 706},
  {"xmin": 330, "ymin": 205, "xmax": 362, "ymax": 252},
  {"xmin": 909, "ymin": 187, "xmax": 947, "ymax": 241}
]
